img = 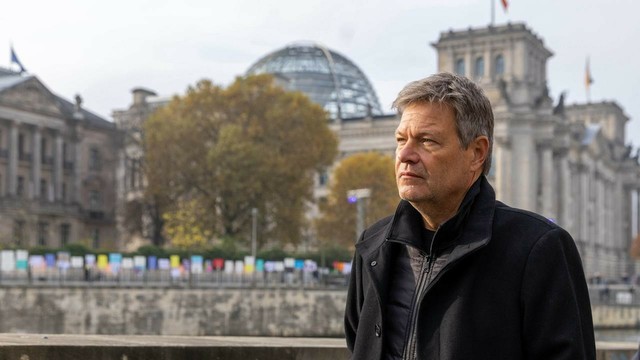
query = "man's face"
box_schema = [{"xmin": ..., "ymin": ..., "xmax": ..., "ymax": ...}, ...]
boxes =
[{"xmin": 395, "ymin": 102, "xmax": 479, "ymax": 216}]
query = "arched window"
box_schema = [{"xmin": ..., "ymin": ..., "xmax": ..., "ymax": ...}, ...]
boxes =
[
  {"xmin": 475, "ymin": 57, "xmax": 485, "ymax": 78},
  {"xmin": 495, "ymin": 55, "xmax": 505, "ymax": 76},
  {"xmin": 455, "ymin": 58, "xmax": 465, "ymax": 76}
]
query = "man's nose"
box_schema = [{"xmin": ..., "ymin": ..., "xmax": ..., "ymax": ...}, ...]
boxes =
[{"xmin": 396, "ymin": 141, "xmax": 419, "ymax": 164}]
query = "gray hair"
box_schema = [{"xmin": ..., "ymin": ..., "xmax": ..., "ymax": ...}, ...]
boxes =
[{"xmin": 392, "ymin": 72, "xmax": 494, "ymax": 175}]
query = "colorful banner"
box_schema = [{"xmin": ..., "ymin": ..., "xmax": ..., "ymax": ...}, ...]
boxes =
[
  {"xmin": 57, "ymin": 252, "xmax": 70, "ymax": 270},
  {"xmin": 70, "ymin": 256, "xmax": 84, "ymax": 269},
  {"xmin": 213, "ymin": 258, "xmax": 225, "ymax": 271},
  {"xmin": 15, "ymin": 250, "xmax": 28, "ymax": 271},
  {"xmin": 97, "ymin": 254, "xmax": 109, "ymax": 270},
  {"xmin": 244, "ymin": 256, "xmax": 255, "ymax": 274},
  {"xmin": 1, "ymin": 250, "xmax": 15, "ymax": 272},
  {"xmin": 191, "ymin": 255, "xmax": 203, "ymax": 274},
  {"xmin": 158, "ymin": 258, "xmax": 170, "ymax": 270},
  {"xmin": 148, "ymin": 256, "xmax": 158, "ymax": 270},
  {"xmin": 133, "ymin": 256, "xmax": 146, "ymax": 270},
  {"xmin": 224, "ymin": 260, "xmax": 234, "ymax": 274},
  {"xmin": 122, "ymin": 258, "xmax": 134, "ymax": 270},
  {"xmin": 170, "ymin": 255, "xmax": 180, "ymax": 269},
  {"xmin": 85, "ymin": 254, "xmax": 96, "ymax": 268},
  {"xmin": 234, "ymin": 260, "xmax": 244, "ymax": 275}
]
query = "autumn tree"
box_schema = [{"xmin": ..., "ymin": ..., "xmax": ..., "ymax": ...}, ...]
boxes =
[
  {"xmin": 144, "ymin": 74, "xmax": 337, "ymax": 248},
  {"xmin": 316, "ymin": 152, "xmax": 398, "ymax": 248}
]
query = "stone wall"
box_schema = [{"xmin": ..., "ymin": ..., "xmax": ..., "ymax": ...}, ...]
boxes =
[
  {"xmin": 0, "ymin": 287, "xmax": 347, "ymax": 336},
  {"xmin": 1, "ymin": 287, "xmax": 639, "ymax": 337}
]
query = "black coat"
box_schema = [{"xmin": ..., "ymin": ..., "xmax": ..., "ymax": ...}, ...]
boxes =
[{"xmin": 345, "ymin": 176, "xmax": 596, "ymax": 359}]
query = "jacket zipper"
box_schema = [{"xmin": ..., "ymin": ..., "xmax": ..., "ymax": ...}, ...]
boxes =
[{"xmin": 402, "ymin": 228, "xmax": 439, "ymax": 360}]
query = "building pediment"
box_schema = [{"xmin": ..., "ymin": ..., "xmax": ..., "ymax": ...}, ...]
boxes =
[{"xmin": 0, "ymin": 76, "xmax": 65, "ymax": 118}]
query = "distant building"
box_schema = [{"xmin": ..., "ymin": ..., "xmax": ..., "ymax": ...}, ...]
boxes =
[
  {"xmin": 0, "ymin": 67, "xmax": 119, "ymax": 249},
  {"xmin": 112, "ymin": 89, "xmax": 168, "ymax": 251}
]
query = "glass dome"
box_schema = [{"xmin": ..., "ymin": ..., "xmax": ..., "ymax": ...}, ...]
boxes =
[{"xmin": 246, "ymin": 42, "xmax": 383, "ymax": 119}]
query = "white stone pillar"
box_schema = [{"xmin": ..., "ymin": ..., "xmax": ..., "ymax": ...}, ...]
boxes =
[
  {"xmin": 31, "ymin": 126, "xmax": 42, "ymax": 199},
  {"xmin": 580, "ymin": 167, "xmax": 590, "ymax": 244},
  {"xmin": 540, "ymin": 146, "xmax": 554, "ymax": 220},
  {"xmin": 636, "ymin": 188, "xmax": 640, "ymax": 239},
  {"xmin": 73, "ymin": 140, "xmax": 82, "ymax": 204},
  {"xmin": 559, "ymin": 155, "xmax": 571, "ymax": 231},
  {"xmin": 54, "ymin": 132, "xmax": 63, "ymax": 201},
  {"xmin": 494, "ymin": 136, "xmax": 511, "ymax": 204},
  {"xmin": 7, "ymin": 121, "xmax": 18, "ymax": 196},
  {"xmin": 511, "ymin": 127, "xmax": 536, "ymax": 211}
]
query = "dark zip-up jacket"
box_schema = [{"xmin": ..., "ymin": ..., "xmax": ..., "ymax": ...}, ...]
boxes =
[{"xmin": 345, "ymin": 176, "xmax": 596, "ymax": 359}]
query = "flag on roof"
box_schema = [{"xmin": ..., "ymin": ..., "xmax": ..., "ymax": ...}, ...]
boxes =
[
  {"xmin": 585, "ymin": 57, "xmax": 594, "ymax": 89},
  {"xmin": 10, "ymin": 45, "xmax": 27, "ymax": 74},
  {"xmin": 501, "ymin": 0, "xmax": 509, "ymax": 11}
]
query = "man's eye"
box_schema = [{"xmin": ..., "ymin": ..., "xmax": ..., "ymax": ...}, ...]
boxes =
[{"xmin": 421, "ymin": 138, "xmax": 433, "ymax": 143}]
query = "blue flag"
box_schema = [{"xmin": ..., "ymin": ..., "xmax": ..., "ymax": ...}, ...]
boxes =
[{"xmin": 10, "ymin": 45, "xmax": 26, "ymax": 73}]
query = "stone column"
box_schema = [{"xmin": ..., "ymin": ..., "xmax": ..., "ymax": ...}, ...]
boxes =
[
  {"xmin": 73, "ymin": 140, "xmax": 82, "ymax": 204},
  {"xmin": 540, "ymin": 146, "xmax": 554, "ymax": 220},
  {"xmin": 511, "ymin": 126, "xmax": 536, "ymax": 211},
  {"xmin": 636, "ymin": 188, "xmax": 640, "ymax": 239},
  {"xmin": 580, "ymin": 167, "xmax": 590, "ymax": 244},
  {"xmin": 559, "ymin": 154, "xmax": 571, "ymax": 231},
  {"xmin": 31, "ymin": 126, "xmax": 42, "ymax": 199},
  {"xmin": 494, "ymin": 136, "xmax": 511, "ymax": 204},
  {"xmin": 7, "ymin": 121, "xmax": 18, "ymax": 196},
  {"xmin": 54, "ymin": 132, "xmax": 63, "ymax": 201}
]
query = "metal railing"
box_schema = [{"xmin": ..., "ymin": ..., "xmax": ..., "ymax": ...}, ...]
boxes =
[{"xmin": 0, "ymin": 268, "xmax": 350, "ymax": 289}]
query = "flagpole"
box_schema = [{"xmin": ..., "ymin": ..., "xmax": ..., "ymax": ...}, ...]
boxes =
[{"xmin": 491, "ymin": 0, "xmax": 495, "ymax": 25}]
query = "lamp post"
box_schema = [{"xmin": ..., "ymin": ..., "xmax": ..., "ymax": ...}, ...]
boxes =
[
  {"xmin": 347, "ymin": 188, "xmax": 371, "ymax": 242},
  {"xmin": 251, "ymin": 207, "xmax": 258, "ymax": 259}
]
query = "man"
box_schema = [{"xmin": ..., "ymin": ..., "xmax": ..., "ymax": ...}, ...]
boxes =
[{"xmin": 344, "ymin": 72, "xmax": 595, "ymax": 359}]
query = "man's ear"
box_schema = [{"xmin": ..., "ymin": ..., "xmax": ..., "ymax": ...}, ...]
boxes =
[{"xmin": 469, "ymin": 136, "xmax": 489, "ymax": 172}]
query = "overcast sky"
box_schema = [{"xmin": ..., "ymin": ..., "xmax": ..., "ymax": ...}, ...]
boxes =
[{"xmin": 1, "ymin": 0, "xmax": 639, "ymax": 148}]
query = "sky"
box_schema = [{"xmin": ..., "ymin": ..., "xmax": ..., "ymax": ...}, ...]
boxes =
[{"xmin": 1, "ymin": 0, "xmax": 639, "ymax": 149}]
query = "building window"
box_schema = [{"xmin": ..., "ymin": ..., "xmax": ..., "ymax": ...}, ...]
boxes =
[
  {"xmin": 40, "ymin": 179, "xmax": 47, "ymax": 200},
  {"xmin": 60, "ymin": 224, "xmax": 71, "ymax": 247},
  {"xmin": 318, "ymin": 170, "xmax": 329, "ymax": 186},
  {"xmin": 474, "ymin": 57, "xmax": 485, "ymax": 78},
  {"xmin": 89, "ymin": 147, "xmax": 101, "ymax": 171},
  {"xmin": 62, "ymin": 182, "xmax": 67, "ymax": 203},
  {"xmin": 495, "ymin": 55, "xmax": 505, "ymax": 75},
  {"xmin": 455, "ymin": 58, "xmax": 465, "ymax": 76},
  {"xmin": 38, "ymin": 222, "xmax": 49, "ymax": 247},
  {"xmin": 92, "ymin": 228, "xmax": 100, "ymax": 249},
  {"xmin": 13, "ymin": 220, "xmax": 25, "ymax": 246},
  {"xmin": 17, "ymin": 176, "xmax": 24, "ymax": 197},
  {"xmin": 62, "ymin": 142, "xmax": 67, "ymax": 162},
  {"xmin": 89, "ymin": 190, "xmax": 102, "ymax": 209}
]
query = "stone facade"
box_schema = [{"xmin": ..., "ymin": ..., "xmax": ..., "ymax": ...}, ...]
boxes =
[
  {"xmin": 112, "ymin": 89, "xmax": 168, "ymax": 251},
  {"xmin": 329, "ymin": 23, "xmax": 640, "ymax": 279},
  {"xmin": 0, "ymin": 68, "xmax": 119, "ymax": 249}
]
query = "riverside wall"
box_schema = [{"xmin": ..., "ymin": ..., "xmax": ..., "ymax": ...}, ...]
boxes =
[{"xmin": 0, "ymin": 287, "xmax": 638, "ymax": 336}]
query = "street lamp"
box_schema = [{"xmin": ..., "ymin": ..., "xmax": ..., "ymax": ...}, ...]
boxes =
[
  {"xmin": 347, "ymin": 188, "xmax": 371, "ymax": 242},
  {"xmin": 251, "ymin": 207, "xmax": 258, "ymax": 259}
]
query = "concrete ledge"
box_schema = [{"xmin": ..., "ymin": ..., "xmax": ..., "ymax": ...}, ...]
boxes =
[
  {"xmin": 0, "ymin": 334, "xmax": 349, "ymax": 360},
  {"xmin": 0, "ymin": 335, "xmax": 636, "ymax": 360}
]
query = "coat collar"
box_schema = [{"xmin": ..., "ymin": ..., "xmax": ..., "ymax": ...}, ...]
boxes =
[{"xmin": 356, "ymin": 176, "xmax": 496, "ymax": 261}]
